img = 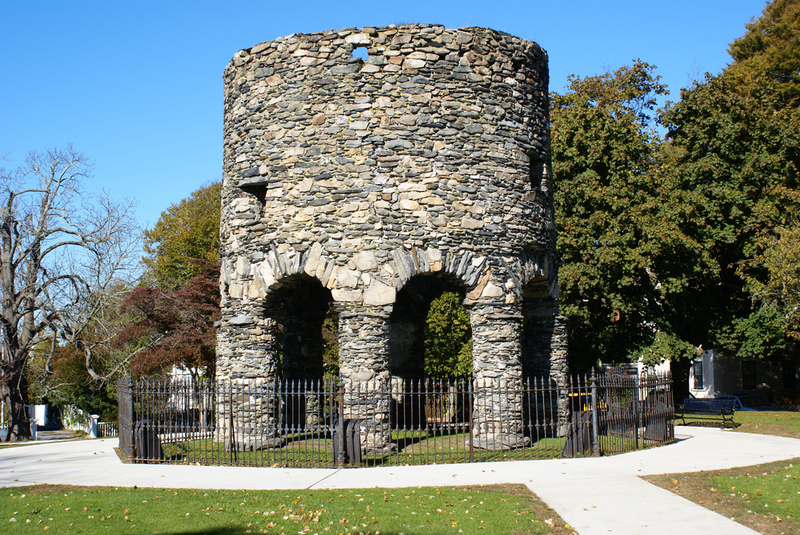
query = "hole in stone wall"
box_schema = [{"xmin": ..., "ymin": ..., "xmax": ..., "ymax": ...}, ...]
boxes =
[
  {"xmin": 351, "ymin": 45, "xmax": 369, "ymax": 61},
  {"xmin": 529, "ymin": 154, "xmax": 545, "ymax": 191},
  {"xmin": 240, "ymin": 184, "xmax": 267, "ymax": 205}
]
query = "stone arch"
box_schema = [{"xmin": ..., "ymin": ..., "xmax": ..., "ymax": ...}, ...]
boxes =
[
  {"xmin": 261, "ymin": 274, "xmax": 334, "ymax": 380},
  {"xmin": 389, "ymin": 272, "xmax": 469, "ymax": 378},
  {"xmin": 388, "ymin": 246, "xmax": 502, "ymax": 303},
  {"xmin": 216, "ymin": 242, "xmax": 337, "ymax": 385},
  {"xmin": 219, "ymin": 241, "xmax": 337, "ymax": 303}
]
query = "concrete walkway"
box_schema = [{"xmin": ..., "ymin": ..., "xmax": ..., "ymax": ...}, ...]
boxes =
[{"xmin": 2, "ymin": 426, "xmax": 800, "ymax": 534}]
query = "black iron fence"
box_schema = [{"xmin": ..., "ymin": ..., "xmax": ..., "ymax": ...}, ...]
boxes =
[{"xmin": 117, "ymin": 368, "xmax": 673, "ymax": 467}]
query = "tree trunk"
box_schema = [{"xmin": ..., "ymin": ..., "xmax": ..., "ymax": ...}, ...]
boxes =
[{"xmin": 3, "ymin": 369, "xmax": 31, "ymax": 441}]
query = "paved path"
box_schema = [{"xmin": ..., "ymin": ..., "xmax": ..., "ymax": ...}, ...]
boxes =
[{"xmin": 2, "ymin": 426, "xmax": 800, "ymax": 534}]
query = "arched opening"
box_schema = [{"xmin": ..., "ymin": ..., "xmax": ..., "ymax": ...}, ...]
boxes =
[
  {"xmin": 263, "ymin": 276, "xmax": 336, "ymax": 432},
  {"xmin": 263, "ymin": 276, "xmax": 336, "ymax": 380},
  {"xmin": 390, "ymin": 274, "xmax": 471, "ymax": 379},
  {"xmin": 389, "ymin": 274, "xmax": 471, "ymax": 432}
]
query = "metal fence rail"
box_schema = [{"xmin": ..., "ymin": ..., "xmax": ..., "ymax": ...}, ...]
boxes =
[{"xmin": 118, "ymin": 369, "xmax": 674, "ymax": 467}]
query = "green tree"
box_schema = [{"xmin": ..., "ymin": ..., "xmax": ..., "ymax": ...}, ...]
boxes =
[
  {"xmin": 728, "ymin": 0, "xmax": 800, "ymax": 106},
  {"xmin": 551, "ymin": 61, "xmax": 709, "ymax": 368},
  {"xmin": 662, "ymin": 0, "xmax": 800, "ymax": 359},
  {"xmin": 739, "ymin": 225, "xmax": 800, "ymax": 344},
  {"xmin": 28, "ymin": 341, "xmax": 120, "ymax": 422},
  {"xmin": 424, "ymin": 292, "xmax": 472, "ymax": 377},
  {"xmin": 142, "ymin": 182, "xmax": 221, "ymax": 289}
]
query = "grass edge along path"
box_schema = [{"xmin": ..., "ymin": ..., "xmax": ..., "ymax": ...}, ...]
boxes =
[
  {"xmin": 733, "ymin": 411, "xmax": 800, "ymax": 440},
  {"xmin": 0, "ymin": 483, "xmax": 576, "ymax": 535},
  {"xmin": 644, "ymin": 457, "xmax": 800, "ymax": 535}
]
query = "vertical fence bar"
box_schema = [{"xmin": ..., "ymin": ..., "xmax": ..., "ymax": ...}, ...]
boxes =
[
  {"xmin": 228, "ymin": 383, "xmax": 235, "ymax": 465},
  {"xmin": 591, "ymin": 369, "xmax": 600, "ymax": 456},
  {"xmin": 336, "ymin": 380, "xmax": 345, "ymax": 468},
  {"xmin": 468, "ymin": 379, "xmax": 474, "ymax": 463},
  {"xmin": 634, "ymin": 373, "xmax": 640, "ymax": 450}
]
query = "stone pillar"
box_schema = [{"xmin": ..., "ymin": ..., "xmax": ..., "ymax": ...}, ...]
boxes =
[
  {"xmin": 337, "ymin": 303, "xmax": 394, "ymax": 455},
  {"xmin": 521, "ymin": 290, "xmax": 570, "ymax": 436},
  {"xmin": 470, "ymin": 304, "xmax": 529, "ymax": 450},
  {"xmin": 215, "ymin": 314, "xmax": 283, "ymax": 450},
  {"xmin": 551, "ymin": 315, "xmax": 570, "ymax": 435}
]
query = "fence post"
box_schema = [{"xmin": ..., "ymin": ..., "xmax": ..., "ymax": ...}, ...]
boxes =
[
  {"xmin": 336, "ymin": 380, "xmax": 345, "ymax": 468},
  {"xmin": 468, "ymin": 379, "xmax": 474, "ymax": 463},
  {"xmin": 228, "ymin": 384, "xmax": 237, "ymax": 464},
  {"xmin": 117, "ymin": 378, "xmax": 134, "ymax": 459},
  {"xmin": 591, "ymin": 368, "xmax": 600, "ymax": 456},
  {"xmin": 633, "ymin": 374, "xmax": 641, "ymax": 450}
]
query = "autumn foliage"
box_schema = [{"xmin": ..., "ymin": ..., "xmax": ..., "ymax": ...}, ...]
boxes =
[{"xmin": 119, "ymin": 260, "xmax": 220, "ymax": 378}]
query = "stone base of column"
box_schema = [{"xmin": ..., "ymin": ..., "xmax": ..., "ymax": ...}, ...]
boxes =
[
  {"xmin": 358, "ymin": 420, "xmax": 397, "ymax": 455},
  {"xmin": 215, "ymin": 378, "xmax": 284, "ymax": 452},
  {"xmin": 342, "ymin": 375, "xmax": 396, "ymax": 456},
  {"xmin": 338, "ymin": 305, "xmax": 395, "ymax": 456},
  {"xmin": 225, "ymin": 433, "xmax": 284, "ymax": 452},
  {"xmin": 470, "ymin": 432, "xmax": 530, "ymax": 451}
]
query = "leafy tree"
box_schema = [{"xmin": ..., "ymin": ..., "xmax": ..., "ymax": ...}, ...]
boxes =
[
  {"xmin": 28, "ymin": 342, "xmax": 120, "ymax": 422},
  {"xmin": 424, "ymin": 292, "xmax": 472, "ymax": 377},
  {"xmin": 118, "ymin": 260, "xmax": 220, "ymax": 380},
  {"xmin": 551, "ymin": 61, "xmax": 709, "ymax": 368},
  {"xmin": 142, "ymin": 182, "xmax": 221, "ymax": 290},
  {"xmin": 662, "ymin": 0, "xmax": 800, "ymax": 360},
  {"xmin": 554, "ymin": 2, "xmax": 800, "ymax": 370},
  {"xmin": 727, "ymin": 0, "xmax": 800, "ymax": 106},
  {"xmin": 716, "ymin": 304, "xmax": 788, "ymax": 361},
  {"xmin": 632, "ymin": 331, "xmax": 698, "ymax": 366},
  {"xmin": 735, "ymin": 224, "xmax": 800, "ymax": 347},
  {"xmin": 0, "ymin": 147, "xmax": 139, "ymax": 440}
]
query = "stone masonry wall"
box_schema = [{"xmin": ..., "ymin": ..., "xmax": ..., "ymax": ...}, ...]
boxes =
[{"xmin": 216, "ymin": 24, "xmax": 565, "ymax": 451}]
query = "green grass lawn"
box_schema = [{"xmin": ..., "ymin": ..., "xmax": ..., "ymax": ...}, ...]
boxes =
[
  {"xmin": 733, "ymin": 410, "xmax": 800, "ymax": 439},
  {"xmin": 161, "ymin": 432, "xmax": 572, "ymax": 468},
  {"xmin": 648, "ymin": 410, "xmax": 800, "ymax": 535},
  {"xmin": 0, "ymin": 484, "xmax": 575, "ymax": 534},
  {"xmin": 160, "ymin": 428, "xmax": 654, "ymax": 469},
  {"xmin": 679, "ymin": 408, "xmax": 800, "ymax": 439}
]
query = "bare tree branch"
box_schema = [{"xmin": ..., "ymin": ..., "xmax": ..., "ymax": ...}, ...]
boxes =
[{"xmin": 0, "ymin": 146, "xmax": 140, "ymax": 440}]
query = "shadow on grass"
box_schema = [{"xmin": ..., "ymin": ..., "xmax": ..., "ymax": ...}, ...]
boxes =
[{"xmin": 164, "ymin": 530, "xmax": 412, "ymax": 535}]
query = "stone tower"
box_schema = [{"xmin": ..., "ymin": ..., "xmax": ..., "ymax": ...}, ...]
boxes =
[{"xmin": 217, "ymin": 24, "xmax": 567, "ymax": 452}]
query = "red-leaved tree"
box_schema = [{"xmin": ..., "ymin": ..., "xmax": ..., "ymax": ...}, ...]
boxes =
[{"xmin": 118, "ymin": 260, "xmax": 220, "ymax": 380}]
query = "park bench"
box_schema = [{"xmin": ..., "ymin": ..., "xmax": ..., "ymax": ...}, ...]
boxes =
[{"xmin": 677, "ymin": 398, "xmax": 736, "ymax": 429}]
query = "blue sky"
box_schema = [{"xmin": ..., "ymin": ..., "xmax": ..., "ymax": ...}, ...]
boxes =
[{"xmin": 1, "ymin": 0, "xmax": 768, "ymax": 230}]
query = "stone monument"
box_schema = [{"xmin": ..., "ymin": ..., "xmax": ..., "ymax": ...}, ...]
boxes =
[{"xmin": 216, "ymin": 24, "xmax": 568, "ymax": 452}]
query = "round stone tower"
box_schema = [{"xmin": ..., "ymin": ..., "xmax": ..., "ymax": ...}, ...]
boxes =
[{"xmin": 217, "ymin": 24, "xmax": 567, "ymax": 452}]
